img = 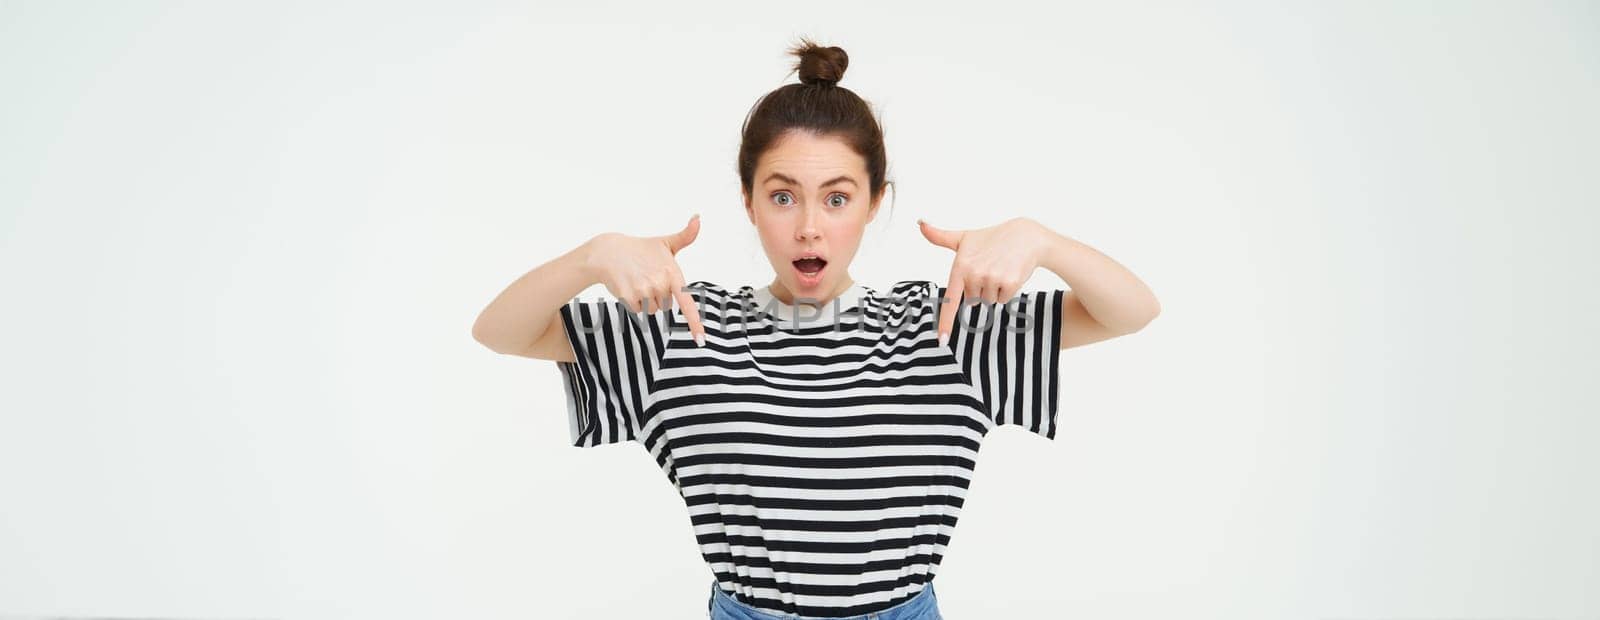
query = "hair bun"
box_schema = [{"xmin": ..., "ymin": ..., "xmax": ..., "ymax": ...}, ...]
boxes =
[{"xmin": 788, "ymin": 37, "xmax": 848, "ymax": 87}]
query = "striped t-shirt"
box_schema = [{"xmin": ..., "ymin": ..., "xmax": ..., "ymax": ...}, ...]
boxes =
[{"xmin": 553, "ymin": 279, "xmax": 1066, "ymax": 617}]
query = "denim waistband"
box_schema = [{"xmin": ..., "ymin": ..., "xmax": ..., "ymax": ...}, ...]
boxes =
[{"xmin": 707, "ymin": 579, "xmax": 940, "ymax": 620}]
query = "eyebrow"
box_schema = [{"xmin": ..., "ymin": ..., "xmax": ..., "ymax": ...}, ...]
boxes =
[{"xmin": 763, "ymin": 173, "xmax": 859, "ymax": 189}]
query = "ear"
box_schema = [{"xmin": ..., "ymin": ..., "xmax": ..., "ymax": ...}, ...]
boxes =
[{"xmin": 742, "ymin": 189, "xmax": 754, "ymax": 224}]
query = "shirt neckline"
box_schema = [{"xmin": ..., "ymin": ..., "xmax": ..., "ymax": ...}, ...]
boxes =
[{"xmin": 747, "ymin": 281, "xmax": 874, "ymax": 324}]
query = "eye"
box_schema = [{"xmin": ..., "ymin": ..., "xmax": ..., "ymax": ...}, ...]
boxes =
[
  {"xmin": 770, "ymin": 191, "xmax": 795, "ymax": 207},
  {"xmin": 827, "ymin": 193, "xmax": 849, "ymax": 208}
]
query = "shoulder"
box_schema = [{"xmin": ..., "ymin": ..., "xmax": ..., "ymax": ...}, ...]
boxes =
[
  {"xmin": 684, "ymin": 280, "xmax": 733, "ymax": 294},
  {"xmin": 682, "ymin": 280, "xmax": 747, "ymax": 305},
  {"xmin": 884, "ymin": 279, "xmax": 938, "ymax": 299}
]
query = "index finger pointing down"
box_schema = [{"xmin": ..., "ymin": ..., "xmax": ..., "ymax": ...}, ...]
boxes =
[{"xmin": 670, "ymin": 268, "xmax": 706, "ymax": 347}]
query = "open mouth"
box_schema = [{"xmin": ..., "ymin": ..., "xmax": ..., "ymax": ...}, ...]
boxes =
[{"xmin": 792, "ymin": 255, "xmax": 827, "ymax": 275}]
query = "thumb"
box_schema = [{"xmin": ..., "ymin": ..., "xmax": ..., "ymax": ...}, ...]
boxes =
[
  {"xmin": 665, "ymin": 213, "xmax": 701, "ymax": 254},
  {"xmin": 917, "ymin": 218, "xmax": 963, "ymax": 251}
]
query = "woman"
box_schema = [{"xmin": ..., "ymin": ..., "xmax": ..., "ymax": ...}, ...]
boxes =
[{"xmin": 473, "ymin": 37, "xmax": 1159, "ymax": 620}]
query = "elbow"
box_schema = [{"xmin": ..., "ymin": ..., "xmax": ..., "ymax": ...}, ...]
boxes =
[
  {"xmin": 471, "ymin": 323, "xmax": 497, "ymax": 353},
  {"xmin": 1117, "ymin": 297, "xmax": 1161, "ymax": 335},
  {"xmin": 1132, "ymin": 297, "xmax": 1161, "ymax": 332},
  {"xmin": 472, "ymin": 318, "xmax": 544, "ymax": 358},
  {"xmin": 471, "ymin": 317, "xmax": 513, "ymax": 355}
]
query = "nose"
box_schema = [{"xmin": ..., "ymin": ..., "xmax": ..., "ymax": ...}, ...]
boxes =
[{"xmin": 795, "ymin": 204, "xmax": 821, "ymax": 241}]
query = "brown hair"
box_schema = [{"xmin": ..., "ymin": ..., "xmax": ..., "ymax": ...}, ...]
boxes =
[{"xmin": 737, "ymin": 36, "xmax": 894, "ymax": 214}]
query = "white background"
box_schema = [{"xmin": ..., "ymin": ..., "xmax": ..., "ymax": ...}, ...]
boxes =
[{"xmin": 2, "ymin": 1, "xmax": 1596, "ymax": 619}]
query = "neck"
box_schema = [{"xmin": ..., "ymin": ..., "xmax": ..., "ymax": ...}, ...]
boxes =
[{"xmin": 768, "ymin": 276, "xmax": 855, "ymax": 309}]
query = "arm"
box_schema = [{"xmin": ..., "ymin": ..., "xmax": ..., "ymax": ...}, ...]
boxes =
[
  {"xmin": 471, "ymin": 237, "xmax": 597, "ymax": 361},
  {"xmin": 1034, "ymin": 224, "xmax": 1161, "ymax": 349}
]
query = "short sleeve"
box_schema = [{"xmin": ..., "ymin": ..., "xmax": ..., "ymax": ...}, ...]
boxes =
[
  {"xmin": 934, "ymin": 282, "xmax": 1067, "ymax": 440},
  {"xmin": 554, "ymin": 297, "xmax": 675, "ymax": 447}
]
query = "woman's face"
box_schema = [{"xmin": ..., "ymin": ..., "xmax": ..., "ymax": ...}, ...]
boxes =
[{"xmin": 743, "ymin": 129, "xmax": 880, "ymax": 305}]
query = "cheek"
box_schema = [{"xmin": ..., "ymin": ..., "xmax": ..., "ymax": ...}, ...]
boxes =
[
  {"xmin": 760, "ymin": 222, "xmax": 786, "ymax": 241},
  {"xmin": 825, "ymin": 220, "xmax": 864, "ymax": 241},
  {"xmin": 757, "ymin": 222, "xmax": 791, "ymax": 249}
]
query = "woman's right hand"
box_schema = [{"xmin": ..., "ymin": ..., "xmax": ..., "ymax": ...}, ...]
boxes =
[{"xmin": 582, "ymin": 214, "xmax": 708, "ymax": 346}]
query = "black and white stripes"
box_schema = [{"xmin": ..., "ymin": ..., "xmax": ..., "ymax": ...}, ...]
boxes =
[
  {"xmin": 555, "ymin": 298, "xmax": 674, "ymax": 447},
  {"xmin": 939, "ymin": 285, "xmax": 1067, "ymax": 440},
  {"xmin": 550, "ymin": 280, "xmax": 1065, "ymax": 617}
]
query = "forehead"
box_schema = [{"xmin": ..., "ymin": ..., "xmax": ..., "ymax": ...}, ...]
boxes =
[{"xmin": 756, "ymin": 131, "xmax": 867, "ymax": 183}]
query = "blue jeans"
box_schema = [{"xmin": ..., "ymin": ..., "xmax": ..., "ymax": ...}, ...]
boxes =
[{"xmin": 708, "ymin": 579, "xmax": 943, "ymax": 620}]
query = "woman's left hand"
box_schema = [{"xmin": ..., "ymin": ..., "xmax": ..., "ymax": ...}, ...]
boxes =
[{"xmin": 918, "ymin": 216, "xmax": 1058, "ymax": 346}]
